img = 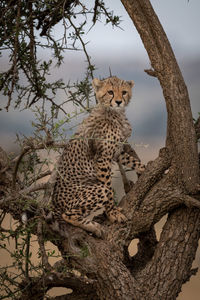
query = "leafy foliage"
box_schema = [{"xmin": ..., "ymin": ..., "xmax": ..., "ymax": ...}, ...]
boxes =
[
  {"xmin": 0, "ymin": 1, "xmax": 122, "ymax": 298},
  {"xmin": 0, "ymin": 0, "xmax": 120, "ymax": 113}
]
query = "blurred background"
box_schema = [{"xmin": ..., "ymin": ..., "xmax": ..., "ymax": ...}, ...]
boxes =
[
  {"xmin": 0, "ymin": 0, "xmax": 200, "ymax": 156},
  {"xmin": 0, "ymin": 0, "xmax": 199, "ymax": 298}
]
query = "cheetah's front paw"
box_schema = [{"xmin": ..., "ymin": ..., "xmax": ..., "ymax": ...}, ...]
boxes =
[
  {"xmin": 92, "ymin": 223, "xmax": 105, "ymax": 238},
  {"xmin": 107, "ymin": 208, "xmax": 127, "ymax": 223}
]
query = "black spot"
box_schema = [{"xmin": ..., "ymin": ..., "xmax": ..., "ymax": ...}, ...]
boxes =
[{"xmin": 100, "ymin": 168, "xmax": 107, "ymax": 172}]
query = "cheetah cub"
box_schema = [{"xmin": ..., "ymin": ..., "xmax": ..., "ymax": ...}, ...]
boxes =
[{"xmin": 52, "ymin": 76, "xmax": 145, "ymax": 237}]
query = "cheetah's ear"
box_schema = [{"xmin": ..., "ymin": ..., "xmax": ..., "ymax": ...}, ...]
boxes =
[
  {"xmin": 92, "ymin": 78, "xmax": 103, "ymax": 91},
  {"xmin": 127, "ymin": 80, "xmax": 134, "ymax": 88}
]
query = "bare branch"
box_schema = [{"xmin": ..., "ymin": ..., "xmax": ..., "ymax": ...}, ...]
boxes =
[
  {"xmin": 144, "ymin": 68, "xmax": 157, "ymax": 77},
  {"xmin": 37, "ymin": 219, "xmax": 51, "ymax": 271},
  {"xmin": 18, "ymin": 270, "xmax": 96, "ymax": 300},
  {"xmin": 25, "ymin": 231, "xmax": 31, "ymax": 279},
  {"xmin": 12, "ymin": 146, "xmax": 31, "ymax": 190},
  {"xmin": 182, "ymin": 194, "xmax": 200, "ymax": 209},
  {"xmin": 21, "ymin": 182, "xmax": 50, "ymax": 195},
  {"xmin": 28, "ymin": 170, "xmax": 52, "ymax": 185}
]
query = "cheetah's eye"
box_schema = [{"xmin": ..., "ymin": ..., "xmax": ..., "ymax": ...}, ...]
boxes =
[
  {"xmin": 122, "ymin": 90, "xmax": 127, "ymax": 95},
  {"xmin": 108, "ymin": 90, "xmax": 114, "ymax": 95}
]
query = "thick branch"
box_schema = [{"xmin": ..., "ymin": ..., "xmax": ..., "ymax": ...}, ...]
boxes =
[
  {"xmin": 109, "ymin": 166, "xmax": 200, "ymax": 251},
  {"xmin": 57, "ymin": 228, "xmax": 145, "ymax": 300},
  {"xmin": 135, "ymin": 207, "xmax": 200, "ymax": 299},
  {"xmin": 124, "ymin": 226, "xmax": 158, "ymax": 275},
  {"xmin": 18, "ymin": 270, "xmax": 96, "ymax": 300},
  {"xmin": 120, "ymin": 147, "xmax": 171, "ymax": 209},
  {"xmin": 121, "ymin": 0, "xmax": 199, "ymax": 193}
]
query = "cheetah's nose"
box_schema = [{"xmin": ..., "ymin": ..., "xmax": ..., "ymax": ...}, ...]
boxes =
[{"xmin": 115, "ymin": 100, "xmax": 122, "ymax": 106}]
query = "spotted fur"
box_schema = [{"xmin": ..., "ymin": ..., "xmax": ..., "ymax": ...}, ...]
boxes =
[{"xmin": 52, "ymin": 76, "xmax": 145, "ymax": 237}]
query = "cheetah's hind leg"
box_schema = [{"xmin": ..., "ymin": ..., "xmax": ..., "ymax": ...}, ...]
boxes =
[{"xmin": 62, "ymin": 211, "xmax": 104, "ymax": 238}]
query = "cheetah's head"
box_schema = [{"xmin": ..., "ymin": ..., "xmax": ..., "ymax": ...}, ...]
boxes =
[{"xmin": 92, "ymin": 76, "xmax": 134, "ymax": 110}]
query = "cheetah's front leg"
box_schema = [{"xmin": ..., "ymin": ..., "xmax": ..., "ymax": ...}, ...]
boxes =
[
  {"xmin": 102, "ymin": 186, "xmax": 127, "ymax": 223},
  {"xmin": 117, "ymin": 150, "xmax": 145, "ymax": 174},
  {"xmin": 95, "ymin": 154, "xmax": 127, "ymax": 223},
  {"xmin": 106, "ymin": 206, "xmax": 127, "ymax": 223}
]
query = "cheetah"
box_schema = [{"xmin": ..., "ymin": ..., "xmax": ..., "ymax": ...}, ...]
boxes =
[{"xmin": 52, "ymin": 76, "xmax": 145, "ymax": 237}]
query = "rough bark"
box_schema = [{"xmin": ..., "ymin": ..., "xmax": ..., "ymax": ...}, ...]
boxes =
[{"xmin": 135, "ymin": 207, "xmax": 200, "ymax": 299}]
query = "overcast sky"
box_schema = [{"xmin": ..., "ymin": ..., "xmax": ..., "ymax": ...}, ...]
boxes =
[
  {"xmin": 85, "ymin": 0, "xmax": 200, "ymax": 58},
  {"xmin": 0, "ymin": 0, "xmax": 200, "ymax": 158}
]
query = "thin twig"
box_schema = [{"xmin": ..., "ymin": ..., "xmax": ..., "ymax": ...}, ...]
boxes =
[
  {"xmin": 21, "ymin": 182, "xmax": 50, "ymax": 195},
  {"xmin": 67, "ymin": 16, "xmax": 95, "ymax": 80},
  {"xmin": 25, "ymin": 230, "xmax": 31, "ymax": 279},
  {"xmin": 37, "ymin": 219, "xmax": 51, "ymax": 271},
  {"xmin": 5, "ymin": 0, "xmax": 20, "ymax": 111},
  {"xmin": 28, "ymin": 170, "xmax": 52, "ymax": 185},
  {"xmin": 12, "ymin": 146, "xmax": 31, "ymax": 190}
]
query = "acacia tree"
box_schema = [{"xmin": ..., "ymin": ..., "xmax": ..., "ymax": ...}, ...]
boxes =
[{"xmin": 0, "ymin": 1, "xmax": 200, "ymax": 299}]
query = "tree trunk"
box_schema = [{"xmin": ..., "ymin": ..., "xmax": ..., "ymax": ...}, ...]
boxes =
[{"xmin": 121, "ymin": 0, "xmax": 199, "ymax": 194}]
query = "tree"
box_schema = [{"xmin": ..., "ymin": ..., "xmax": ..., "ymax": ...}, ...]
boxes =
[{"xmin": 0, "ymin": 0, "xmax": 200, "ymax": 299}]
